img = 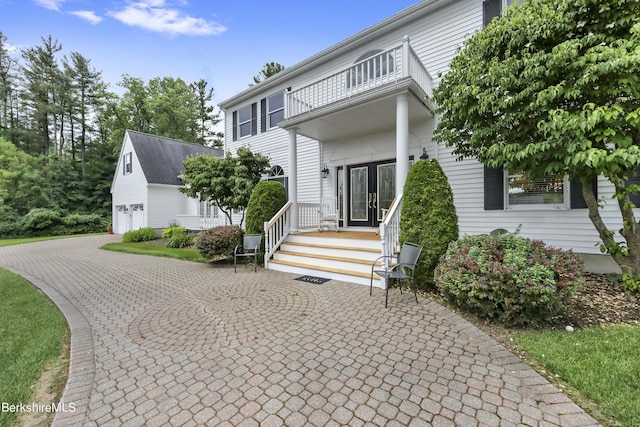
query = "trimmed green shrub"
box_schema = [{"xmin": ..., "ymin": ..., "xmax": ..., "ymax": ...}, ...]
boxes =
[
  {"xmin": 61, "ymin": 213, "xmax": 104, "ymax": 234},
  {"xmin": 167, "ymin": 233, "xmax": 194, "ymax": 248},
  {"xmin": 162, "ymin": 225, "xmax": 187, "ymax": 239},
  {"xmin": 400, "ymin": 158, "xmax": 458, "ymax": 290},
  {"xmin": 196, "ymin": 225, "xmax": 242, "ymax": 259},
  {"xmin": 122, "ymin": 227, "xmax": 158, "ymax": 243},
  {"xmin": 245, "ymin": 181, "xmax": 287, "ymax": 235},
  {"xmin": 20, "ymin": 208, "xmax": 62, "ymax": 235},
  {"xmin": 434, "ymin": 234, "xmax": 584, "ymax": 326}
]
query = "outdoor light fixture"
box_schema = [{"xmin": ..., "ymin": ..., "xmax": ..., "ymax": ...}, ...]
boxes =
[
  {"xmin": 321, "ymin": 164, "xmax": 330, "ymax": 178},
  {"xmin": 420, "ymin": 147, "xmax": 429, "ymax": 160}
]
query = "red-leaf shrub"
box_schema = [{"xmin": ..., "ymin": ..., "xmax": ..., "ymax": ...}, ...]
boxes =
[
  {"xmin": 434, "ymin": 234, "xmax": 584, "ymax": 326},
  {"xmin": 196, "ymin": 225, "xmax": 242, "ymax": 259}
]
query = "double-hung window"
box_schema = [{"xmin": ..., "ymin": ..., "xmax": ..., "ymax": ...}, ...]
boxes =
[
  {"xmin": 506, "ymin": 172, "xmax": 568, "ymax": 209},
  {"xmin": 238, "ymin": 105, "xmax": 252, "ymax": 138},
  {"xmin": 268, "ymin": 93, "xmax": 284, "ymax": 128},
  {"xmin": 123, "ymin": 152, "xmax": 132, "ymax": 175},
  {"xmin": 232, "ymin": 102, "xmax": 258, "ymax": 141}
]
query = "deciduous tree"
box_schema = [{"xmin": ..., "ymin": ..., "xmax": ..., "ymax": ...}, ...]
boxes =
[{"xmin": 433, "ymin": 0, "xmax": 640, "ymax": 278}]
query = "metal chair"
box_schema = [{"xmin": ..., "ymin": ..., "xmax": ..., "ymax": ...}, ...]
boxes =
[
  {"xmin": 234, "ymin": 234, "xmax": 262, "ymax": 272},
  {"xmin": 318, "ymin": 197, "xmax": 339, "ymax": 231},
  {"xmin": 370, "ymin": 242, "xmax": 423, "ymax": 307}
]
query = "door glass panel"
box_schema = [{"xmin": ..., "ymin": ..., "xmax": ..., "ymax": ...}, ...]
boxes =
[
  {"xmin": 337, "ymin": 168, "xmax": 344, "ymax": 221},
  {"xmin": 350, "ymin": 167, "xmax": 368, "ymax": 221},
  {"xmin": 377, "ymin": 163, "xmax": 395, "ymax": 221}
]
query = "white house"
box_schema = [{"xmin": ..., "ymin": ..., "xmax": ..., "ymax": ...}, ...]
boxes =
[
  {"xmin": 110, "ymin": 130, "xmax": 224, "ymax": 234},
  {"xmin": 217, "ymin": 0, "xmax": 624, "ymax": 284}
]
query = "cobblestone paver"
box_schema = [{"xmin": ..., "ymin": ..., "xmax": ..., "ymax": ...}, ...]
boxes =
[{"xmin": 0, "ymin": 235, "xmax": 601, "ymax": 426}]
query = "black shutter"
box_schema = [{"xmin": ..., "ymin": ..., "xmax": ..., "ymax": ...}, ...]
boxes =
[
  {"xmin": 484, "ymin": 166, "xmax": 504, "ymax": 210},
  {"xmin": 483, "ymin": 0, "xmax": 501, "ymax": 26},
  {"xmin": 570, "ymin": 177, "xmax": 597, "ymax": 209},
  {"xmin": 627, "ymin": 166, "xmax": 640, "ymax": 207},
  {"xmin": 260, "ymin": 98, "xmax": 267, "ymax": 133},
  {"xmin": 232, "ymin": 111, "xmax": 238, "ymax": 141},
  {"xmin": 251, "ymin": 102, "xmax": 258, "ymax": 136}
]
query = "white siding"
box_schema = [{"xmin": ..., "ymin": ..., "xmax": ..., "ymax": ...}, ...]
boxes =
[
  {"xmin": 146, "ymin": 185, "xmax": 194, "ymax": 229},
  {"xmin": 111, "ymin": 134, "xmax": 148, "ymax": 232}
]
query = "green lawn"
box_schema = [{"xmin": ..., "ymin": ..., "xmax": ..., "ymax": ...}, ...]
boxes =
[
  {"xmin": 0, "ymin": 234, "xmax": 94, "ymax": 248},
  {"xmin": 101, "ymin": 241, "xmax": 208, "ymax": 263},
  {"xmin": 515, "ymin": 324, "xmax": 640, "ymax": 426},
  {"xmin": 0, "ymin": 268, "xmax": 69, "ymax": 427}
]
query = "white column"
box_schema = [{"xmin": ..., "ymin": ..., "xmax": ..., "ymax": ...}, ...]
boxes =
[
  {"xmin": 396, "ymin": 93, "xmax": 410, "ymax": 196},
  {"xmin": 288, "ymin": 128, "xmax": 299, "ymax": 232}
]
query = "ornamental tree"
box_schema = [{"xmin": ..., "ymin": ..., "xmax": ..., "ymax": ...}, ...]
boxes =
[
  {"xmin": 432, "ymin": 0, "xmax": 640, "ymax": 278},
  {"xmin": 180, "ymin": 147, "xmax": 270, "ymax": 225}
]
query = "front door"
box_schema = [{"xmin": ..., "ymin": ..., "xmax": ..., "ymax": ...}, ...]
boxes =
[{"xmin": 347, "ymin": 160, "xmax": 396, "ymax": 227}]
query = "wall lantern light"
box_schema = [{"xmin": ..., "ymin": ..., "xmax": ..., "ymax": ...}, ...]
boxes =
[{"xmin": 321, "ymin": 164, "xmax": 330, "ymax": 179}]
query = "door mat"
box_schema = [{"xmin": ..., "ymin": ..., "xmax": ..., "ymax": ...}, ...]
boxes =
[{"xmin": 295, "ymin": 275, "xmax": 330, "ymax": 285}]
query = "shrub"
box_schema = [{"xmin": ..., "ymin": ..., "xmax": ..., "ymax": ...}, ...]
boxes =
[
  {"xmin": 162, "ymin": 225, "xmax": 186, "ymax": 239},
  {"xmin": 61, "ymin": 213, "xmax": 105, "ymax": 234},
  {"xmin": 196, "ymin": 225, "xmax": 242, "ymax": 259},
  {"xmin": 434, "ymin": 234, "xmax": 584, "ymax": 326},
  {"xmin": 400, "ymin": 158, "xmax": 458, "ymax": 290},
  {"xmin": 20, "ymin": 208, "xmax": 62, "ymax": 235},
  {"xmin": 122, "ymin": 227, "xmax": 158, "ymax": 243},
  {"xmin": 162, "ymin": 225, "xmax": 193, "ymax": 248},
  {"xmin": 245, "ymin": 181, "xmax": 287, "ymax": 235},
  {"xmin": 167, "ymin": 233, "xmax": 194, "ymax": 248}
]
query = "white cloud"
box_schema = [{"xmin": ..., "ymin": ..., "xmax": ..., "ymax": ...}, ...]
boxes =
[
  {"xmin": 33, "ymin": 0, "xmax": 65, "ymax": 11},
  {"xmin": 69, "ymin": 10, "xmax": 103, "ymax": 25},
  {"xmin": 108, "ymin": 1, "xmax": 226, "ymax": 37}
]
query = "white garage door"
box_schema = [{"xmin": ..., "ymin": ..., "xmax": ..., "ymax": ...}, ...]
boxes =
[
  {"xmin": 131, "ymin": 204, "xmax": 144, "ymax": 230},
  {"xmin": 116, "ymin": 206, "xmax": 128, "ymax": 234}
]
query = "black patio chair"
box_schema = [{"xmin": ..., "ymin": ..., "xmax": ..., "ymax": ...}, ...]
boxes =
[
  {"xmin": 234, "ymin": 234, "xmax": 262, "ymax": 273},
  {"xmin": 370, "ymin": 242, "xmax": 423, "ymax": 307}
]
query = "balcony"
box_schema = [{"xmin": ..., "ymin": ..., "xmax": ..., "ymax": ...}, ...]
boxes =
[{"xmin": 281, "ymin": 38, "xmax": 435, "ymax": 142}]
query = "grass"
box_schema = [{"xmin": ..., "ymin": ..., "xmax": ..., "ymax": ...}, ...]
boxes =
[
  {"xmin": 0, "ymin": 267, "xmax": 69, "ymax": 427},
  {"xmin": 100, "ymin": 241, "xmax": 208, "ymax": 263},
  {"xmin": 0, "ymin": 234, "xmax": 96, "ymax": 248},
  {"xmin": 514, "ymin": 324, "xmax": 640, "ymax": 426}
]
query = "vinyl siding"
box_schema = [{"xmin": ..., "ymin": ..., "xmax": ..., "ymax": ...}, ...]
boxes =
[{"xmin": 111, "ymin": 134, "xmax": 149, "ymax": 231}]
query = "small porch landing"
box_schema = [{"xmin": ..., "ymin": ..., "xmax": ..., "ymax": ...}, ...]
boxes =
[{"xmin": 268, "ymin": 230, "xmax": 384, "ymax": 287}]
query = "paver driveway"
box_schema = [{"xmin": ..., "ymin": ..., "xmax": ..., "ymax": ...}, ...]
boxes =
[{"xmin": 0, "ymin": 235, "xmax": 600, "ymax": 426}]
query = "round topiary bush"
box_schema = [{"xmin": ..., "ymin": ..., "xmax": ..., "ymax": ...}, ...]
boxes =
[
  {"xmin": 434, "ymin": 234, "xmax": 584, "ymax": 326},
  {"xmin": 400, "ymin": 158, "xmax": 458, "ymax": 290},
  {"xmin": 196, "ymin": 225, "xmax": 242, "ymax": 259},
  {"xmin": 245, "ymin": 181, "xmax": 287, "ymax": 235}
]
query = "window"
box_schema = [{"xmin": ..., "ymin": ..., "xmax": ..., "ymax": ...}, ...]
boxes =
[
  {"xmin": 199, "ymin": 198, "xmax": 219, "ymax": 218},
  {"xmin": 232, "ymin": 102, "xmax": 257, "ymax": 140},
  {"xmin": 123, "ymin": 152, "xmax": 132, "ymax": 175},
  {"xmin": 347, "ymin": 49, "xmax": 395, "ymax": 89},
  {"xmin": 268, "ymin": 93, "xmax": 284, "ymax": 128},
  {"xmin": 506, "ymin": 172, "xmax": 567, "ymax": 208},
  {"xmin": 265, "ymin": 164, "xmax": 289, "ymax": 196}
]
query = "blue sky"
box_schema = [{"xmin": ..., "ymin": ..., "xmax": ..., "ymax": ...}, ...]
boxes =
[{"xmin": 0, "ymin": 0, "xmax": 420, "ymax": 104}]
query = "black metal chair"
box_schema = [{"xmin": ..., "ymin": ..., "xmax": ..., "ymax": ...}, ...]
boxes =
[
  {"xmin": 370, "ymin": 242, "xmax": 423, "ymax": 307},
  {"xmin": 234, "ymin": 234, "xmax": 262, "ymax": 272}
]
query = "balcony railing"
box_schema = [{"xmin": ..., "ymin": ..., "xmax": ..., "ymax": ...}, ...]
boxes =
[
  {"xmin": 285, "ymin": 37, "xmax": 433, "ymax": 119},
  {"xmin": 176, "ymin": 215, "xmax": 228, "ymax": 230}
]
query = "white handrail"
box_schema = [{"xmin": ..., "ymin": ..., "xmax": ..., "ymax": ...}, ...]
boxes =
[
  {"xmin": 379, "ymin": 194, "xmax": 402, "ymax": 272},
  {"xmin": 264, "ymin": 201, "xmax": 293, "ymax": 267},
  {"xmin": 286, "ymin": 40, "xmax": 433, "ymax": 119}
]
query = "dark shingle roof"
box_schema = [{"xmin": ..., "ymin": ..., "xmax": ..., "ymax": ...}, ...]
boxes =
[{"xmin": 127, "ymin": 130, "xmax": 223, "ymax": 186}]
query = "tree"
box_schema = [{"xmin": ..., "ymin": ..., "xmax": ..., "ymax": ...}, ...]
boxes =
[
  {"xmin": 432, "ymin": 0, "xmax": 640, "ymax": 278},
  {"xmin": 192, "ymin": 79, "xmax": 223, "ymax": 147},
  {"xmin": 251, "ymin": 62, "xmax": 285, "ymax": 86},
  {"xmin": 180, "ymin": 147, "xmax": 270, "ymax": 225},
  {"xmin": 400, "ymin": 159, "xmax": 458, "ymax": 290}
]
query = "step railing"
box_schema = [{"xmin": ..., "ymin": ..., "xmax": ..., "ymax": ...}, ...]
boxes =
[
  {"xmin": 379, "ymin": 194, "xmax": 402, "ymax": 272},
  {"xmin": 264, "ymin": 201, "xmax": 292, "ymax": 268}
]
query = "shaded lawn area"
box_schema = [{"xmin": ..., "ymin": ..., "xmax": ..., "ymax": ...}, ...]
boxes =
[
  {"xmin": 0, "ymin": 267, "xmax": 69, "ymax": 427},
  {"xmin": 515, "ymin": 324, "xmax": 640, "ymax": 426}
]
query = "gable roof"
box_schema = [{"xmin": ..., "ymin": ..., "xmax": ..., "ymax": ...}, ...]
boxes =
[
  {"xmin": 218, "ymin": 0, "xmax": 449, "ymax": 109},
  {"xmin": 127, "ymin": 130, "xmax": 223, "ymax": 186}
]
